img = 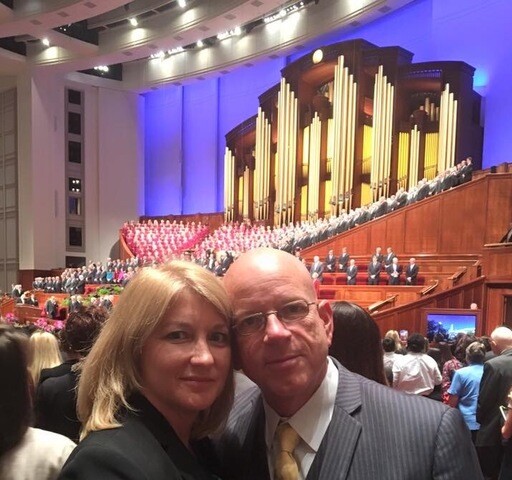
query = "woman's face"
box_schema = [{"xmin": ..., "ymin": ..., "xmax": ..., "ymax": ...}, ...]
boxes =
[{"xmin": 139, "ymin": 289, "xmax": 231, "ymax": 424}]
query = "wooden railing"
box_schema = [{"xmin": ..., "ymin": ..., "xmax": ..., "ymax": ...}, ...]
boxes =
[{"xmin": 371, "ymin": 276, "xmax": 486, "ymax": 336}]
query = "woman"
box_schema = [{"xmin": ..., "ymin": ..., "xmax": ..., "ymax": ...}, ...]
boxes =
[
  {"xmin": 59, "ymin": 261, "xmax": 233, "ymax": 480},
  {"xmin": 384, "ymin": 329, "xmax": 407, "ymax": 354},
  {"xmin": 29, "ymin": 331, "xmax": 63, "ymax": 386},
  {"xmin": 0, "ymin": 324, "xmax": 76, "ymax": 480},
  {"xmin": 329, "ymin": 301, "xmax": 388, "ymax": 385}
]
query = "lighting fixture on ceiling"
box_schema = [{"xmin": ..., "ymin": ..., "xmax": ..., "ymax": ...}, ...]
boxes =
[
  {"xmin": 129, "ymin": 17, "xmax": 138, "ymax": 27},
  {"xmin": 42, "ymin": 38, "xmax": 50, "ymax": 46},
  {"xmin": 178, "ymin": 0, "xmax": 187, "ymax": 8}
]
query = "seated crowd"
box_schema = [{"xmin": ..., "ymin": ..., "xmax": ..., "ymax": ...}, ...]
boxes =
[{"xmin": 117, "ymin": 158, "xmax": 473, "ymax": 268}]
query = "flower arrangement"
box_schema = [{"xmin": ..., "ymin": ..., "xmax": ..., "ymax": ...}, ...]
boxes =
[{"xmin": 3, "ymin": 312, "xmax": 65, "ymax": 333}]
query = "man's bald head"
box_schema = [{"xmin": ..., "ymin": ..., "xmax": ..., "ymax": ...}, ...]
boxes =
[
  {"xmin": 490, "ymin": 326, "xmax": 512, "ymax": 355},
  {"xmin": 223, "ymin": 247, "xmax": 315, "ymax": 300}
]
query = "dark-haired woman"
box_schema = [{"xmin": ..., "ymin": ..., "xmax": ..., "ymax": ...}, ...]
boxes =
[
  {"xmin": 0, "ymin": 324, "xmax": 75, "ymax": 480},
  {"xmin": 329, "ymin": 301, "xmax": 388, "ymax": 385}
]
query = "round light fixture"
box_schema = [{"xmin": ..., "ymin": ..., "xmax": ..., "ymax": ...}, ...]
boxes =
[{"xmin": 312, "ymin": 49, "xmax": 323, "ymax": 64}]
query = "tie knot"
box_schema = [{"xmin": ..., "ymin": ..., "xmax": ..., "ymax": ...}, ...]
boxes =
[{"xmin": 276, "ymin": 423, "xmax": 300, "ymax": 453}]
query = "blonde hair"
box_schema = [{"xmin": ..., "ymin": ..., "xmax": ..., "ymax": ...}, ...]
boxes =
[
  {"xmin": 28, "ymin": 331, "xmax": 62, "ymax": 385},
  {"xmin": 384, "ymin": 330, "xmax": 402, "ymax": 353},
  {"xmin": 78, "ymin": 261, "xmax": 234, "ymax": 440}
]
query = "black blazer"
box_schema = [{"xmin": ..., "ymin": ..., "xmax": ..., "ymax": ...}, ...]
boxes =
[{"xmin": 58, "ymin": 395, "xmax": 221, "ymax": 480}]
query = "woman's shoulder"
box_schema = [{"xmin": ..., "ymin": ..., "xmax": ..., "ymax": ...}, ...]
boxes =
[{"xmin": 0, "ymin": 428, "xmax": 75, "ymax": 480}]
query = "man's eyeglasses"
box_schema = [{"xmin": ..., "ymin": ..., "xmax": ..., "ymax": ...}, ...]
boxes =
[{"xmin": 233, "ymin": 300, "xmax": 317, "ymax": 336}]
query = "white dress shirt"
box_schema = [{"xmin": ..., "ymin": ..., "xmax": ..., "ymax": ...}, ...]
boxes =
[
  {"xmin": 392, "ymin": 352, "xmax": 442, "ymax": 396},
  {"xmin": 264, "ymin": 358, "xmax": 339, "ymax": 480}
]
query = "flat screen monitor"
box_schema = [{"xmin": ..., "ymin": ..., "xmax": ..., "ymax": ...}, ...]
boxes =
[{"xmin": 423, "ymin": 308, "xmax": 481, "ymax": 341}]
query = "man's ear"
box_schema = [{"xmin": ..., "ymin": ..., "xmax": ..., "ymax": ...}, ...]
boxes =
[{"xmin": 317, "ymin": 300, "xmax": 333, "ymax": 346}]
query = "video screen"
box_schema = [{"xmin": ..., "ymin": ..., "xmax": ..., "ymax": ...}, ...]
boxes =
[{"xmin": 426, "ymin": 313, "xmax": 477, "ymax": 341}]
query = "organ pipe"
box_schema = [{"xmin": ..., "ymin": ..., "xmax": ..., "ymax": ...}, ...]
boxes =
[
  {"xmin": 254, "ymin": 108, "xmax": 271, "ymax": 221},
  {"xmin": 398, "ymin": 132, "xmax": 410, "ymax": 189},
  {"xmin": 276, "ymin": 78, "xmax": 298, "ymax": 225},
  {"xmin": 331, "ymin": 55, "xmax": 357, "ymax": 215},
  {"xmin": 308, "ymin": 113, "xmax": 321, "ymax": 220},
  {"xmin": 409, "ymin": 126, "xmax": 420, "ymax": 189},
  {"xmin": 438, "ymin": 84, "xmax": 458, "ymax": 173},
  {"xmin": 223, "ymin": 147, "xmax": 235, "ymax": 222},
  {"xmin": 371, "ymin": 66, "xmax": 394, "ymax": 201}
]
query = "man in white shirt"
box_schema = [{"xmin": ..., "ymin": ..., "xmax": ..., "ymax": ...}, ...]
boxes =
[
  {"xmin": 216, "ymin": 248, "xmax": 482, "ymax": 480},
  {"xmin": 392, "ymin": 333, "xmax": 442, "ymax": 396}
]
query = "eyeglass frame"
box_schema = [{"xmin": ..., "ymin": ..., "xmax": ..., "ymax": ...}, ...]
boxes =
[{"xmin": 232, "ymin": 300, "xmax": 317, "ymax": 336}]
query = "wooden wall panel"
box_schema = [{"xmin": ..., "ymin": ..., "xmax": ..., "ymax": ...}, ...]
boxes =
[
  {"xmin": 485, "ymin": 287, "xmax": 512, "ymax": 332},
  {"xmin": 485, "ymin": 175, "xmax": 512, "ymax": 244},
  {"xmin": 384, "ymin": 214, "xmax": 405, "ymax": 253},
  {"xmin": 483, "ymin": 245, "xmax": 512, "ymax": 281},
  {"xmin": 439, "ymin": 181, "xmax": 487, "ymax": 253},
  {"xmin": 404, "ymin": 199, "xmax": 439, "ymax": 254},
  {"xmin": 369, "ymin": 222, "xmax": 388, "ymax": 252}
]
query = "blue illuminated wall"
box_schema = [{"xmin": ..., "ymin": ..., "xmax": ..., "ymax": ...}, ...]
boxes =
[{"xmin": 144, "ymin": 0, "xmax": 511, "ymax": 215}]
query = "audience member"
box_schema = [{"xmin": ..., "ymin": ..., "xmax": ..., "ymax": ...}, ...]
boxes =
[
  {"xmin": 58, "ymin": 261, "xmax": 233, "ymax": 479},
  {"xmin": 0, "ymin": 324, "xmax": 75, "ymax": 480},
  {"xmin": 216, "ymin": 248, "xmax": 482, "ymax": 480},
  {"xmin": 476, "ymin": 326, "xmax": 512, "ymax": 479},
  {"xmin": 385, "ymin": 329, "xmax": 407, "ymax": 354},
  {"xmin": 382, "ymin": 337, "xmax": 398, "ymax": 385},
  {"xmin": 35, "ymin": 307, "xmax": 108, "ymax": 442},
  {"xmin": 329, "ymin": 301, "xmax": 387, "ymax": 385},
  {"xmin": 28, "ymin": 332, "xmax": 62, "ymax": 387},
  {"xmin": 448, "ymin": 341, "xmax": 486, "ymax": 442},
  {"xmin": 392, "ymin": 333, "xmax": 442, "ymax": 397},
  {"xmin": 442, "ymin": 334, "xmax": 475, "ymax": 403}
]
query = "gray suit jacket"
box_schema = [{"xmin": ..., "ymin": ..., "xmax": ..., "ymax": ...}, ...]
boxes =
[{"xmin": 216, "ymin": 359, "xmax": 482, "ymax": 480}]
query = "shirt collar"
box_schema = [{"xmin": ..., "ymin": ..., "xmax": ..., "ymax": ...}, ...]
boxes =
[{"xmin": 263, "ymin": 357, "xmax": 338, "ymax": 453}]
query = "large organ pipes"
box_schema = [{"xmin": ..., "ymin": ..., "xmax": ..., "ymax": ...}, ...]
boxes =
[
  {"xmin": 276, "ymin": 78, "xmax": 298, "ymax": 225},
  {"xmin": 223, "ymin": 147, "xmax": 235, "ymax": 222},
  {"xmin": 308, "ymin": 113, "xmax": 321, "ymax": 220},
  {"xmin": 409, "ymin": 125, "xmax": 420, "ymax": 190},
  {"xmin": 254, "ymin": 108, "xmax": 271, "ymax": 221},
  {"xmin": 424, "ymin": 132, "xmax": 439, "ymax": 179},
  {"xmin": 438, "ymin": 84, "xmax": 458, "ymax": 173},
  {"xmin": 371, "ymin": 66, "xmax": 394, "ymax": 201},
  {"xmin": 331, "ymin": 55, "xmax": 357, "ymax": 216},
  {"xmin": 398, "ymin": 132, "xmax": 410, "ymax": 188}
]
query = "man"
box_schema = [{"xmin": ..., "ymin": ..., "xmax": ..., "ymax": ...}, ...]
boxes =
[
  {"xmin": 346, "ymin": 258, "xmax": 358, "ymax": 285},
  {"xmin": 324, "ymin": 250, "xmax": 336, "ymax": 273},
  {"xmin": 393, "ymin": 333, "xmax": 442, "ymax": 397},
  {"xmin": 45, "ymin": 296, "xmax": 59, "ymax": 319},
  {"xmin": 338, "ymin": 247, "xmax": 349, "ymax": 272},
  {"xmin": 367, "ymin": 255, "xmax": 381, "ymax": 285},
  {"xmin": 386, "ymin": 257, "xmax": 402, "ymax": 285},
  {"xmin": 374, "ymin": 246, "xmax": 384, "ymax": 264},
  {"xmin": 383, "ymin": 246, "xmax": 396, "ymax": 268},
  {"xmin": 476, "ymin": 327, "xmax": 512, "ymax": 479},
  {"xmin": 405, "ymin": 257, "xmax": 419, "ymax": 285},
  {"xmin": 217, "ymin": 248, "xmax": 482, "ymax": 480},
  {"xmin": 310, "ymin": 256, "xmax": 324, "ymax": 283}
]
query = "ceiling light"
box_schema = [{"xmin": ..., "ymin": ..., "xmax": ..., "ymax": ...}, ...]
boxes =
[
  {"xmin": 178, "ymin": 0, "xmax": 187, "ymax": 7},
  {"xmin": 233, "ymin": 26, "xmax": 242, "ymax": 36},
  {"xmin": 42, "ymin": 38, "xmax": 50, "ymax": 46},
  {"xmin": 129, "ymin": 17, "xmax": 138, "ymax": 27},
  {"xmin": 197, "ymin": 39, "xmax": 204, "ymax": 48}
]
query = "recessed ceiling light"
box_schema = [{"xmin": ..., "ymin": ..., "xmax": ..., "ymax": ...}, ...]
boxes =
[
  {"xmin": 178, "ymin": 0, "xmax": 187, "ymax": 8},
  {"xmin": 129, "ymin": 17, "xmax": 138, "ymax": 27},
  {"xmin": 42, "ymin": 38, "xmax": 50, "ymax": 47},
  {"xmin": 197, "ymin": 39, "xmax": 204, "ymax": 48}
]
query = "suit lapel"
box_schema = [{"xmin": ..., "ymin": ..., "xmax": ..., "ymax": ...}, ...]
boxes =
[{"xmin": 307, "ymin": 360, "xmax": 362, "ymax": 480}]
